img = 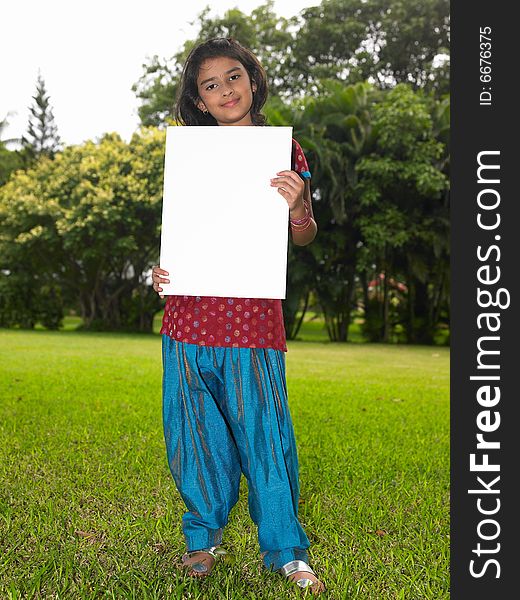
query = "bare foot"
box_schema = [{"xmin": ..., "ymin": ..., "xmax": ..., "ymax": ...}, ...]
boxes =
[
  {"xmin": 288, "ymin": 570, "xmax": 326, "ymax": 594},
  {"xmin": 181, "ymin": 551, "xmax": 216, "ymax": 577}
]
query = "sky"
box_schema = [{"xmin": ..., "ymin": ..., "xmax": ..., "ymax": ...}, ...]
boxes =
[{"xmin": 1, "ymin": 0, "xmax": 317, "ymax": 148}]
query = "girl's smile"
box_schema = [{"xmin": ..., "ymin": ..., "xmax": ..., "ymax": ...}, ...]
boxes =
[{"xmin": 221, "ymin": 98, "xmax": 240, "ymax": 108}]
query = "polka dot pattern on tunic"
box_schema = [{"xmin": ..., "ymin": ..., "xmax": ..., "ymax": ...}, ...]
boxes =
[{"xmin": 160, "ymin": 295, "xmax": 287, "ymax": 351}]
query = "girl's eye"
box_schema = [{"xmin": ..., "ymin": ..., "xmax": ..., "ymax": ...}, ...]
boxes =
[{"xmin": 205, "ymin": 74, "xmax": 241, "ymax": 91}]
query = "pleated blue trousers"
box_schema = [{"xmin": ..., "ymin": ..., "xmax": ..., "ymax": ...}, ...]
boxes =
[{"xmin": 161, "ymin": 335, "xmax": 310, "ymax": 571}]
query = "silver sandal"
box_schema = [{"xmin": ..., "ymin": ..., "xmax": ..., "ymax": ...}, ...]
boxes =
[
  {"xmin": 279, "ymin": 559, "xmax": 325, "ymax": 591},
  {"xmin": 181, "ymin": 545, "xmax": 227, "ymax": 576}
]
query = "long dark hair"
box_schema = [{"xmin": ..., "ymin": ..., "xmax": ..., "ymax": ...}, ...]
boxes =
[{"xmin": 174, "ymin": 38, "xmax": 268, "ymax": 126}]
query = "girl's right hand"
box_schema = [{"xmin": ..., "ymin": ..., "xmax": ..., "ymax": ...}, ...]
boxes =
[{"xmin": 152, "ymin": 265, "xmax": 170, "ymax": 299}]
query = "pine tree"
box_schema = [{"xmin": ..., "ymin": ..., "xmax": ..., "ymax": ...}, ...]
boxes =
[{"xmin": 22, "ymin": 72, "xmax": 61, "ymax": 159}]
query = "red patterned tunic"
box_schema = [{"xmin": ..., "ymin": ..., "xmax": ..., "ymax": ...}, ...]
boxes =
[{"xmin": 160, "ymin": 138, "xmax": 311, "ymax": 352}]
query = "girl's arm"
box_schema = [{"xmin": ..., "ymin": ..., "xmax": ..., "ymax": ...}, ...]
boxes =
[{"xmin": 270, "ymin": 170, "xmax": 317, "ymax": 247}]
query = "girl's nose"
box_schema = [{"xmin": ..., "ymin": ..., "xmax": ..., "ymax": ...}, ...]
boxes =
[{"xmin": 222, "ymin": 81, "xmax": 234, "ymax": 95}]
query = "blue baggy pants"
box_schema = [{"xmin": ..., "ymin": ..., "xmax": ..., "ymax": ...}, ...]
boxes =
[{"xmin": 161, "ymin": 335, "xmax": 310, "ymax": 571}]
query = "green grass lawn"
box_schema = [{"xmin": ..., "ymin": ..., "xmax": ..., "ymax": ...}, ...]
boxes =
[{"xmin": 0, "ymin": 327, "xmax": 449, "ymax": 599}]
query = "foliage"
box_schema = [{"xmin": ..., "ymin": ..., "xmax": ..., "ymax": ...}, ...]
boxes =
[
  {"xmin": 133, "ymin": 0, "xmax": 450, "ymax": 127},
  {"xmin": 0, "ymin": 128, "xmax": 165, "ymax": 331},
  {"xmin": 268, "ymin": 81, "xmax": 449, "ymax": 344},
  {"xmin": 356, "ymin": 85, "xmax": 449, "ymax": 343},
  {"xmin": 0, "ymin": 268, "xmax": 63, "ymax": 330},
  {"xmin": 265, "ymin": 82, "xmax": 376, "ymax": 341},
  {"xmin": 0, "ymin": 147, "xmax": 25, "ymax": 187},
  {"xmin": 293, "ymin": 0, "xmax": 449, "ymax": 92},
  {"xmin": 283, "ymin": 82, "xmax": 378, "ymax": 341}
]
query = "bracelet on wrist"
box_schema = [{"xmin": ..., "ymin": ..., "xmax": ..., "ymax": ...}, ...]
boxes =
[
  {"xmin": 290, "ymin": 209, "xmax": 310, "ymax": 225},
  {"xmin": 290, "ymin": 217, "xmax": 312, "ymax": 232}
]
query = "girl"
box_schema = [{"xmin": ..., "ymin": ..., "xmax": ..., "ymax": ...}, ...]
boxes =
[{"xmin": 152, "ymin": 37, "xmax": 325, "ymax": 594}]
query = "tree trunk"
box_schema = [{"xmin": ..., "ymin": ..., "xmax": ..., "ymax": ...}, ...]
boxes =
[
  {"xmin": 411, "ymin": 279, "xmax": 434, "ymax": 344},
  {"xmin": 293, "ymin": 291, "xmax": 310, "ymax": 339},
  {"xmin": 360, "ymin": 269, "xmax": 370, "ymax": 323},
  {"xmin": 431, "ymin": 264, "xmax": 446, "ymax": 330},
  {"xmin": 381, "ymin": 244, "xmax": 390, "ymax": 342},
  {"xmin": 342, "ymin": 263, "xmax": 356, "ymax": 342},
  {"xmin": 406, "ymin": 276, "xmax": 415, "ymax": 344},
  {"xmin": 382, "ymin": 270, "xmax": 390, "ymax": 342}
]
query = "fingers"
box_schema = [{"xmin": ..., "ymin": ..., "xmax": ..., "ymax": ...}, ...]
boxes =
[
  {"xmin": 273, "ymin": 181, "xmax": 299, "ymax": 197},
  {"xmin": 153, "ymin": 284, "xmax": 166, "ymax": 296},
  {"xmin": 272, "ymin": 170, "xmax": 303, "ymax": 185},
  {"xmin": 152, "ymin": 265, "xmax": 169, "ymax": 277},
  {"xmin": 152, "ymin": 265, "xmax": 169, "ymax": 282},
  {"xmin": 155, "ymin": 284, "xmax": 167, "ymax": 298},
  {"xmin": 152, "ymin": 265, "xmax": 169, "ymax": 298},
  {"xmin": 270, "ymin": 171, "xmax": 302, "ymax": 193},
  {"xmin": 270, "ymin": 171, "xmax": 304, "ymax": 210}
]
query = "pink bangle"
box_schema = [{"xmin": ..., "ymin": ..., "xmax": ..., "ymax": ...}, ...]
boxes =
[
  {"xmin": 290, "ymin": 218, "xmax": 312, "ymax": 232},
  {"xmin": 290, "ymin": 210, "xmax": 310, "ymax": 225}
]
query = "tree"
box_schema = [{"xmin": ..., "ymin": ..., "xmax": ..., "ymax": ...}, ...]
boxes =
[
  {"xmin": 0, "ymin": 148, "xmax": 65, "ymax": 329},
  {"xmin": 292, "ymin": 0, "xmax": 450, "ymax": 93},
  {"xmin": 356, "ymin": 85, "xmax": 449, "ymax": 343},
  {"xmin": 295, "ymin": 81, "xmax": 377, "ymax": 342},
  {"xmin": 268, "ymin": 81, "xmax": 449, "ymax": 344},
  {"xmin": 22, "ymin": 72, "xmax": 61, "ymax": 160},
  {"xmin": 0, "ymin": 127, "xmax": 165, "ymax": 332}
]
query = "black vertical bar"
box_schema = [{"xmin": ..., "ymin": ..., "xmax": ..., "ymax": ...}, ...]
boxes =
[{"xmin": 451, "ymin": 1, "xmax": 517, "ymax": 598}]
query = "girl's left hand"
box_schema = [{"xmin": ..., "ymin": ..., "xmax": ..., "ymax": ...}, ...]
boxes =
[{"xmin": 270, "ymin": 170, "xmax": 305, "ymax": 213}]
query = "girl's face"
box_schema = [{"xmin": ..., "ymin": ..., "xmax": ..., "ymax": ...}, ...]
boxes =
[{"xmin": 196, "ymin": 56, "xmax": 257, "ymax": 126}]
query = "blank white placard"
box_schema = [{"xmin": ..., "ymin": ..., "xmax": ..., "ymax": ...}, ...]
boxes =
[{"xmin": 159, "ymin": 126, "xmax": 293, "ymax": 298}]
